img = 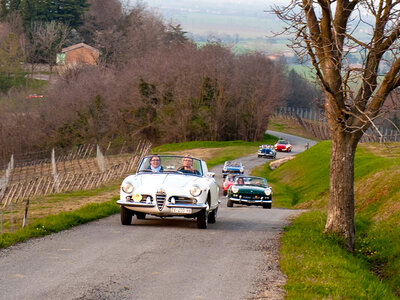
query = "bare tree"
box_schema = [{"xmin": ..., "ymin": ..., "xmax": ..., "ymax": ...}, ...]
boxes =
[
  {"xmin": 30, "ymin": 21, "xmax": 69, "ymax": 77},
  {"xmin": 273, "ymin": 1, "xmax": 400, "ymax": 251}
]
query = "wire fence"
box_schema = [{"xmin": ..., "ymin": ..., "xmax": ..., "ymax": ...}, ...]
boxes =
[
  {"xmin": 275, "ymin": 107, "xmax": 400, "ymax": 142},
  {"xmin": 0, "ymin": 140, "xmax": 152, "ymax": 211}
]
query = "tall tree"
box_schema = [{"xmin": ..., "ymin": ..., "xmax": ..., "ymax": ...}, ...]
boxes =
[
  {"xmin": 1, "ymin": 0, "xmax": 88, "ymax": 28},
  {"xmin": 273, "ymin": 0, "xmax": 400, "ymax": 251}
]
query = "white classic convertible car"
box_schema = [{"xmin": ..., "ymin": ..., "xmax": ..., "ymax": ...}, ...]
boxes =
[{"xmin": 117, "ymin": 155, "xmax": 220, "ymax": 228}]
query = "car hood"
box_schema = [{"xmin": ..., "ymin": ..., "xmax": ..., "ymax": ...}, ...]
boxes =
[{"xmin": 234, "ymin": 185, "xmax": 267, "ymax": 194}]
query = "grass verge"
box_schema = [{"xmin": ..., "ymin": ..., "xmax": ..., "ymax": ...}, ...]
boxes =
[
  {"xmin": 0, "ymin": 198, "xmax": 119, "ymax": 249},
  {"xmin": 255, "ymin": 140, "xmax": 400, "ymax": 298},
  {"xmin": 281, "ymin": 211, "xmax": 395, "ymax": 299}
]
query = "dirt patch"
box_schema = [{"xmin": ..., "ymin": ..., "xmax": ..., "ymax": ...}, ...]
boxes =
[
  {"xmin": 269, "ymin": 156, "xmax": 295, "ymax": 170},
  {"xmin": 166, "ymin": 148, "xmax": 223, "ymax": 161},
  {"xmin": 360, "ymin": 143, "xmax": 400, "ymax": 158}
]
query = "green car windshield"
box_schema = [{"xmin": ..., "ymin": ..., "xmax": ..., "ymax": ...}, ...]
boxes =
[{"xmin": 234, "ymin": 176, "xmax": 267, "ymax": 187}]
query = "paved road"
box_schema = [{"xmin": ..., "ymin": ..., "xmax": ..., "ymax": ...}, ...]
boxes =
[{"xmin": 0, "ymin": 132, "xmax": 312, "ymax": 300}]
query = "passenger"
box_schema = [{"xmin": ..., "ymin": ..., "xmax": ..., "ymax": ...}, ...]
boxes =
[
  {"xmin": 178, "ymin": 154, "xmax": 200, "ymax": 175},
  {"xmin": 236, "ymin": 177, "xmax": 244, "ymax": 184}
]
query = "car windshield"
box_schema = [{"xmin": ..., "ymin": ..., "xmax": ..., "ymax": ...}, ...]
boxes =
[
  {"xmin": 224, "ymin": 161, "xmax": 242, "ymax": 168},
  {"xmin": 234, "ymin": 176, "xmax": 267, "ymax": 187},
  {"xmin": 277, "ymin": 140, "xmax": 289, "ymax": 144},
  {"xmin": 225, "ymin": 175, "xmax": 235, "ymax": 182},
  {"xmin": 138, "ymin": 155, "xmax": 203, "ymax": 176}
]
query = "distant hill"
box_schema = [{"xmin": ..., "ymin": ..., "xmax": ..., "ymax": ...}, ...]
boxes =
[
  {"xmin": 135, "ymin": 0, "xmax": 291, "ymax": 54},
  {"xmin": 136, "ymin": 0, "xmax": 375, "ymax": 61}
]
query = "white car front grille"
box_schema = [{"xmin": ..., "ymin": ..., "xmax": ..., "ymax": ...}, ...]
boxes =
[{"xmin": 156, "ymin": 192, "xmax": 167, "ymax": 211}]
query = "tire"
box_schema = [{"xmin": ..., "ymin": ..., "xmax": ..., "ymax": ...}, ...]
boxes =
[
  {"xmin": 136, "ymin": 212, "xmax": 146, "ymax": 219},
  {"xmin": 120, "ymin": 206, "xmax": 133, "ymax": 225},
  {"xmin": 227, "ymin": 199, "xmax": 233, "ymax": 207},
  {"xmin": 197, "ymin": 209, "xmax": 208, "ymax": 229},
  {"xmin": 208, "ymin": 207, "xmax": 217, "ymax": 223},
  {"xmin": 262, "ymin": 203, "xmax": 272, "ymax": 209},
  {"xmin": 223, "ymin": 190, "xmax": 227, "ymax": 196}
]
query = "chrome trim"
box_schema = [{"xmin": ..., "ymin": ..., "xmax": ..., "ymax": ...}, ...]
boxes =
[
  {"xmin": 117, "ymin": 200, "xmax": 155, "ymax": 207},
  {"xmin": 156, "ymin": 192, "xmax": 167, "ymax": 211},
  {"xmin": 165, "ymin": 204, "xmax": 207, "ymax": 209},
  {"xmin": 228, "ymin": 197, "xmax": 272, "ymax": 204}
]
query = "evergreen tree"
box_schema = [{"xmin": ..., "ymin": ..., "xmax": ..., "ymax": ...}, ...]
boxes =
[{"xmin": 1, "ymin": 0, "xmax": 89, "ymax": 29}]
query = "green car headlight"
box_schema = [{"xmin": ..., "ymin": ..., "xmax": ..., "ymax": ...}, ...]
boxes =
[
  {"xmin": 231, "ymin": 187, "xmax": 239, "ymax": 193},
  {"xmin": 264, "ymin": 188, "xmax": 272, "ymax": 196}
]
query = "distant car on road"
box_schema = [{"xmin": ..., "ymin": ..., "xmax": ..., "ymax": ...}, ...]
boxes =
[
  {"xmin": 227, "ymin": 175, "xmax": 272, "ymax": 209},
  {"xmin": 257, "ymin": 145, "xmax": 276, "ymax": 158},
  {"xmin": 222, "ymin": 161, "xmax": 244, "ymax": 178},
  {"xmin": 117, "ymin": 155, "xmax": 220, "ymax": 229},
  {"xmin": 274, "ymin": 139, "xmax": 292, "ymax": 152},
  {"xmin": 25, "ymin": 94, "xmax": 43, "ymax": 99}
]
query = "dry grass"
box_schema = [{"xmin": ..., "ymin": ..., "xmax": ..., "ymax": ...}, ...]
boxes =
[
  {"xmin": 166, "ymin": 148, "xmax": 223, "ymax": 161},
  {"xmin": 268, "ymin": 116, "xmax": 317, "ymax": 140},
  {"xmin": 360, "ymin": 143, "xmax": 400, "ymax": 158}
]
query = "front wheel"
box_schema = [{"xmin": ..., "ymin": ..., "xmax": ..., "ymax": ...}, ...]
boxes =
[
  {"xmin": 120, "ymin": 206, "xmax": 133, "ymax": 225},
  {"xmin": 227, "ymin": 199, "xmax": 233, "ymax": 207},
  {"xmin": 197, "ymin": 209, "xmax": 208, "ymax": 229},
  {"xmin": 262, "ymin": 203, "xmax": 272, "ymax": 209}
]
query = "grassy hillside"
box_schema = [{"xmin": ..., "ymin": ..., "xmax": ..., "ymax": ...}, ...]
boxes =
[{"xmin": 252, "ymin": 141, "xmax": 400, "ymax": 298}]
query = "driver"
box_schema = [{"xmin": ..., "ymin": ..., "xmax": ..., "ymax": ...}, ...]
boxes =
[
  {"xmin": 147, "ymin": 155, "xmax": 163, "ymax": 172},
  {"xmin": 178, "ymin": 154, "xmax": 200, "ymax": 175}
]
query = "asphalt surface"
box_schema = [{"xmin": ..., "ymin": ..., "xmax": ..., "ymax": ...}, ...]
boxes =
[{"xmin": 0, "ymin": 132, "xmax": 313, "ymax": 300}]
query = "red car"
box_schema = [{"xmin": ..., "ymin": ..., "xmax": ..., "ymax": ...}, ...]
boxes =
[
  {"xmin": 274, "ymin": 139, "xmax": 292, "ymax": 152},
  {"xmin": 222, "ymin": 174, "xmax": 236, "ymax": 196}
]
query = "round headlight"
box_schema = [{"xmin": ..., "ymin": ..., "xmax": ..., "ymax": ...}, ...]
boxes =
[
  {"xmin": 264, "ymin": 188, "xmax": 272, "ymax": 196},
  {"xmin": 190, "ymin": 185, "xmax": 202, "ymax": 197},
  {"xmin": 122, "ymin": 182, "xmax": 134, "ymax": 194},
  {"xmin": 231, "ymin": 186, "xmax": 239, "ymax": 193}
]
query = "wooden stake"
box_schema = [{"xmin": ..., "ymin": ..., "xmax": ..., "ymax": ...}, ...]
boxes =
[{"xmin": 22, "ymin": 199, "xmax": 30, "ymax": 228}]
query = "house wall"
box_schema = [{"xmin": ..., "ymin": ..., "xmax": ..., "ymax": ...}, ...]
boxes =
[{"xmin": 64, "ymin": 47, "xmax": 99, "ymax": 65}]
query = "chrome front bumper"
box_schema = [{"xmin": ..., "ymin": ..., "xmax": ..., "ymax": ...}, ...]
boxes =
[
  {"xmin": 117, "ymin": 199, "xmax": 207, "ymax": 209},
  {"xmin": 228, "ymin": 197, "xmax": 272, "ymax": 204}
]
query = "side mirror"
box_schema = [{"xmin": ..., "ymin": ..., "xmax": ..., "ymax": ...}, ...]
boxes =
[{"xmin": 207, "ymin": 172, "xmax": 215, "ymax": 178}]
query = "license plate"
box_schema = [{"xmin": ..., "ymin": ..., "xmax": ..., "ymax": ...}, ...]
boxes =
[{"xmin": 171, "ymin": 207, "xmax": 192, "ymax": 214}]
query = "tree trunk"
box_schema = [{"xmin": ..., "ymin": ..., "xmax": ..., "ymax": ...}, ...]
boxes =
[{"xmin": 324, "ymin": 129, "xmax": 358, "ymax": 252}]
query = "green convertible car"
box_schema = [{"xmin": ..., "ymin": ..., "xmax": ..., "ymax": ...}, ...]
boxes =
[{"xmin": 227, "ymin": 175, "xmax": 272, "ymax": 209}]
